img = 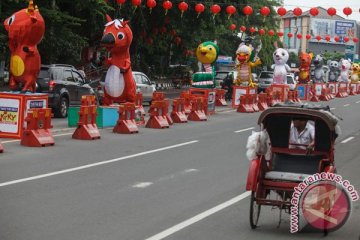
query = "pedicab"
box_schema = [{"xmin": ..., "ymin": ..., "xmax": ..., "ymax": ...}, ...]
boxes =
[{"xmin": 245, "ymin": 102, "xmax": 340, "ymax": 229}]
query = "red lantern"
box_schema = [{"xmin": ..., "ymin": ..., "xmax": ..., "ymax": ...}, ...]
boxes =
[
  {"xmin": 249, "ymin": 27, "xmax": 256, "ymax": 34},
  {"xmin": 293, "ymin": 7, "xmax": 302, "ymax": 17},
  {"xmin": 315, "ymin": 35, "xmax": 322, "ymax": 41},
  {"xmin": 159, "ymin": 26, "xmax": 167, "ymax": 33},
  {"xmin": 146, "ymin": 37, "xmax": 153, "ymax": 45},
  {"xmin": 353, "ymin": 37, "xmax": 359, "ymax": 43},
  {"xmin": 175, "ymin": 36, "xmax": 181, "ymax": 46},
  {"xmin": 117, "ymin": 0, "xmax": 126, "ymax": 4},
  {"xmin": 178, "ymin": 2, "xmax": 188, "ymax": 17},
  {"xmin": 240, "ymin": 26, "xmax": 246, "ymax": 32},
  {"xmin": 278, "ymin": 31, "xmax": 284, "ymax": 37},
  {"xmin": 287, "ymin": 32, "xmax": 293, "ymax": 38},
  {"xmin": 243, "ymin": 5, "xmax": 253, "ymax": 16},
  {"xmin": 327, "ymin": 7, "xmax": 336, "ymax": 16},
  {"xmin": 260, "ymin": 6, "xmax": 270, "ymax": 18},
  {"xmin": 230, "ymin": 24, "xmax": 236, "ymax": 31},
  {"xmin": 268, "ymin": 30, "xmax": 274, "ymax": 36},
  {"xmin": 309, "ymin": 7, "xmax": 319, "ymax": 17},
  {"xmin": 258, "ymin": 29, "xmax": 265, "ymax": 36},
  {"xmin": 226, "ymin": 5, "xmax": 236, "ymax": 19},
  {"xmin": 195, "ymin": 3, "xmax": 205, "ymax": 17},
  {"xmin": 296, "ymin": 33, "xmax": 302, "ymax": 39},
  {"xmin": 132, "ymin": 0, "xmax": 141, "ymax": 7},
  {"xmin": 325, "ymin": 36, "xmax": 331, "ymax": 42},
  {"xmin": 306, "ymin": 34, "xmax": 311, "ymax": 40},
  {"xmin": 146, "ymin": 0, "xmax": 156, "ymax": 13},
  {"xmin": 163, "ymin": 0, "xmax": 172, "ymax": 15},
  {"xmin": 334, "ymin": 36, "xmax": 340, "ymax": 42},
  {"xmin": 344, "ymin": 37, "xmax": 350, "ymax": 43},
  {"xmin": 277, "ymin": 7, "xmax": 287, "ymax": 16},
  {"xmin": 211, "ymin": 4, "xmax": 221, "ymax": 18},
  {"xmin": 343, "ymin": 7, "xmax": 352, "ymax": 16}
]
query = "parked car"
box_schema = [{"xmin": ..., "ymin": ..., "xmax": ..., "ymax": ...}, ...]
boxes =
[
  {"xmin": 257, "ymin": 71, "xmax": 274, "ymax": 93},
  {"xmin": 258, "ymin": 71, "xmax": 297, "ymax": 93},
  {"xmin": 36, "ymin": 64, "xmax": 96, "ymax": 118},
  {"xmin": 94, "ymin": 71, "xmax": 156, "ymax": 105}
]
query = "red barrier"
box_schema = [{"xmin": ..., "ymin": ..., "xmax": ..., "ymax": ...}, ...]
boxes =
[
  {"xmin": 266, "ymin": 89, "xmax": 282, "ymax": 106},
  {"xmin": 309, "ymin": 86, "xmax": 320, "ymax": 102},
  {"xmin": 357, "ymin": 84, "xmax": 360, "ymax": 94},
  {"xmin": 0, "ymin": 143, "xmax": 4, "ymax": 153},
  {"xmin": 135, "ymin": 92, "xmax": 146, "ymax": 116},
  {"xmin": 113, "ymin": 103, "xmax": 139, "ymax": 134},
  {"xmin": 152, "ymin": 92, "xmax": 165, "ymax": 101},
  {"xmin": 21, "ymin": 108, "xmax": 55, "ymax": 147},
  {"xmin": 293, "ymin": 90, "xmax": 301, "ymax": 102},
  {"xmin": 72, "ymin": 105, "xmax": 101, "ymax": 140},
  {"xmin": 81, "ymin": 95, "xmax": 97, "ymax": 106},
  {"xmin": 164, "ymin": 99, "xmax": 173, "ymax": 125},
  {"xmin": 146, "ymin": 100, "xmax": 170, "ymax": 128},
  {"xmin": 188, "ymin": 97, "xmax": 207, "ymax": 121},
  {"xmin": 180, "ymin": 91, "xmax": 192, "ymax": 114},
  {"xmin": 336, "ymin": 86, "xmax": 348, "ymax": 98},
  {"xmin": 349, "ymin": 84, "xmax": 356, "ymax": 95},
  {"xmin": 215, "ymin": 89, "xmax": 227, "ymax": 106},
  {"xmin": 319, "ymin": 88, "xmax": 332, "ymax": 101},
  {"xmin": 287, "ymin": 91, "xmax": 295, "ymax": 102},
  {"xmin": 171, "ymin": 98, "xmax": 187, "ymax": 123},
  {"xmin": 237, "ymin": 95, "xmax": 254, "ymax": 113},
  {"xmin": 257, "ymin": 93, "xmax": 268, "ymax": 111}
]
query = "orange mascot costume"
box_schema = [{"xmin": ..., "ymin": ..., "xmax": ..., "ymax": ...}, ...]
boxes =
[
  {"xmin": 298, "ymin": 52, "xmax": 313, "ymax": 84},
  {"xmin": 100, "ymin": 15, "xmax": 136, "ymax": 105},
  {"xmin": 4, "ymin": 0, "xmax": 45, "ymax": 93}
]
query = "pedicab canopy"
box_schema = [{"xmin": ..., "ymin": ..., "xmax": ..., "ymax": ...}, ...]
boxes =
[{"xmin": 258, "ymin": 103, "xmax": 339, "ymax": 153}]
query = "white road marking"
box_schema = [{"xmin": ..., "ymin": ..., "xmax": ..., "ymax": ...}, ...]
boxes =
[
  {"xmin": 344, "ymin": 104, "xmax": 350, "ymax": 107},
  {"xmin": 234, "ymin": 127, "xmax": 254, "ymax": 133},
  {"xmin": 145, "ymin": 191, "xmax": 251, "ymax": 240},
  {"xmin": 330, "ymin": 107, "xmax": 336, "ymax": 110},
  {"xmin": 221, "ymin": 109, "xmax": 236, "ymax": 113},
  {"xmin": 341, "ymin": 137, "xmax": 354, "ymax": 143},
  {"xmin": 0, "ymin": 140, "xmax": 199, "ymax": 187},
  {"xmin": 132, "ymin": 182, "xmax": 153, "ymax": 188},
  {"xmin": 356, "ymin": 100, "xmax": 360, "ymax": 103}
]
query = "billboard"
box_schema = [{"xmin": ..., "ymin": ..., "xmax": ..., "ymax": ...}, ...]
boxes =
[{"xmin": 310, "ymin": 18, "xmax": 357, "ymax": 44}]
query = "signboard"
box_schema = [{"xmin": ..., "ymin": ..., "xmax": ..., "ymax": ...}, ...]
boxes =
[{"xmin": 0, "ymin": 98, "xmax": 21, "ymax": 134}]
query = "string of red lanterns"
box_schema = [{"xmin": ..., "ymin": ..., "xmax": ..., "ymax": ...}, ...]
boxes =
[{"xmin": 112, "ymin": 0, "xmax": 360, "ymax": 19}]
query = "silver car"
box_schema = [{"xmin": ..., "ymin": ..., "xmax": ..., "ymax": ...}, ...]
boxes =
[
  {"xmin": 132, "ymin": 71, "xmax": 156, "ymax": 102},
  {"xmin": 257, "ymin": 71, "xmax": 274, "ymax": 93}
]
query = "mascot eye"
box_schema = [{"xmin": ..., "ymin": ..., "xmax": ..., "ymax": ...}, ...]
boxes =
[
  {"xmin": 117, "ymin": 32, "xmax": 125, "ymax": 40},
  {"xmin": 282, "ymin": 53, "xmax": 285, "ymax": 56},
  {"xmin": 7, "ymin": 15, "xmax": 15, "ymax": 26},
  {"xmin": 209, "ymin": 47, "xmax": 212, "ymax": 51}
]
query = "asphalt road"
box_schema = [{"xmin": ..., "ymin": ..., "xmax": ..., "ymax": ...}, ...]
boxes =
[{"xmin": 1, "ymin": 94, "xmax": 360, "ymax": 240}]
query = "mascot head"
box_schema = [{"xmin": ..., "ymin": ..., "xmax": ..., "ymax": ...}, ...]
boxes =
[
  {"xmin": 351, "ymin": 62, "xmax": 360, "ymax": 73},
  {"xmin": 313, "ymin": 54, "xmax": 324, "ymax": 68},
  {"xmin": 101, "ymin": 15, "xmax": 133, "ymax": 53},
  {"xmin": 272, "ymin": 48, "xmax": 289, "ymax": 65},
  {"xmin": 236, "ymin": 43, "xmax": 253, "ymax": 64},
  {"xmin": 299, "ymin": 52, "xmax": 313, "ymax": 67},
  {"xmin": 195, "ymin": 41, "xmax": 219, "ymax": 64},
  {"xmin": 4, "ymin": 0, "xmax": 45, "ymax": 46},
  {"xmin": 327, "ymin": 60, "xmax": 339, "ymax": 71}
]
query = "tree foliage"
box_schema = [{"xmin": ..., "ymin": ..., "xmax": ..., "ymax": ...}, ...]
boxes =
[{"xmin": 1, "ymin": 0, "xmax": 282, "ymax": 73}]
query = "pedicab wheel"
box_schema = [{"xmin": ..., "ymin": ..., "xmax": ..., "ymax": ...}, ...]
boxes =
[{"xmin": 250, "ymin": 191, "xmax": 261, "ymax": 229}]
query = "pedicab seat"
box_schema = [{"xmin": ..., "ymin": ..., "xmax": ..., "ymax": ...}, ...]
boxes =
[{"xmin": 264, "ymin": 152, "xmax": 323, "ymax": 182}]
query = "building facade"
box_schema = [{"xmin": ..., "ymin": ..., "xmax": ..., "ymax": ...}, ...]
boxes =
[{"xmin": 279, "ymin": 7, "xmax": 359, "ymax": 61}]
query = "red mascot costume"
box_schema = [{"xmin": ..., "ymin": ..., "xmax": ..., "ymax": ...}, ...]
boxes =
[
  {"xmin": 100, "ymin": 15, "xmax": 136, "ymax": 105},
  {"xmin": 298, "ymin": 52, "xmax": 313, "ymax": 84},
  {"xmin": 4, "ymin": 0, "xmax": 45, "ymax": 93}
]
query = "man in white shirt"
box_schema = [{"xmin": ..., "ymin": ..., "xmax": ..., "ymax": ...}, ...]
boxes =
[{"xmin": 289, "ymin": 117, "xmax": 315, "ymax": 152}]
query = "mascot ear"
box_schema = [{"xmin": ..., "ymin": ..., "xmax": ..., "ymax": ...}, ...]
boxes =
[{"xmin": 106, "ymin": 14, "xmax": 112, "ymax": 23}]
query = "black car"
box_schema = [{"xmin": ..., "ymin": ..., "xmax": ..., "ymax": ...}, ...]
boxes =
[{"xmin": 36, "ymin": 64, "xmax": 95, "ymax": 118}]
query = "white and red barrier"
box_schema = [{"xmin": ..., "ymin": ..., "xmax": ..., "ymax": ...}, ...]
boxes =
[
  {"xmin": 171, "ymin": 98, "xmax": 187, "ymax": 123},
  {"xmin": 113, "ymin": 103, "xmax": 139, "ymax": 134},
  {"xmin": 146, "ymin": 100, "xmax": 170, "ymax": 129},
  {"xmin": 188, "ymin": 97, "xmax": 207, "ymax": 121}
]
